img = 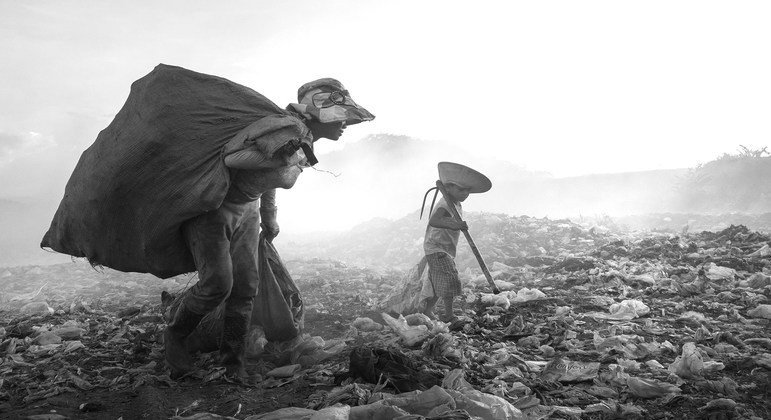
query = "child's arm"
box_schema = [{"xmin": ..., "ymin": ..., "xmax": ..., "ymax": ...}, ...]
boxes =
[{"xmin": 428, "ymin": 207, "xmax": 468, "ymax": 231}]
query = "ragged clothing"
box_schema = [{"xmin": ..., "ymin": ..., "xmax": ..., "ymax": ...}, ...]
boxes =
[
  {"xmin": 423, "ymin": 197, "xmax": 463, "ymax": 258},
  {"xmin": 182, "ymin": 200, "xmax": 261, "ymax": 318},
  {"xmin": 183, "ymin": 112, "xmax": 312, "ymax": 317},
  {"xmin": 426, "ymin": 252, "xmax": 462, "ymax": 298}
]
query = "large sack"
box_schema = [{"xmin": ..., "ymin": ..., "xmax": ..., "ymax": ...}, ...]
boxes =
[{"xmin": 41, "ymin": 64, "xmax": 310, "ymax": 278}]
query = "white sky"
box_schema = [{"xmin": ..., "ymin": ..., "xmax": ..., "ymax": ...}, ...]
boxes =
[{"xmin": 1, "ymin": 0, "xmax": 770, "ymax": 199}]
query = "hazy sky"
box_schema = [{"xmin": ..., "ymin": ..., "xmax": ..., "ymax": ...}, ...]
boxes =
[{"xmin": 1, "ymin": 0, "xmax": 770, "ymax": 200}]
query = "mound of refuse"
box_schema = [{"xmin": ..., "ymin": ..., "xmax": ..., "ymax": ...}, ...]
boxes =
[{"xmin": 0, "ymin": 217, "xmax": 769, "ymax": 419}]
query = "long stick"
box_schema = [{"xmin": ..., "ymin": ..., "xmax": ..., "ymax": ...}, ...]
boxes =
[{"xmin": 435, "ymin": 180, "xmax": 500, "ymax": 294}]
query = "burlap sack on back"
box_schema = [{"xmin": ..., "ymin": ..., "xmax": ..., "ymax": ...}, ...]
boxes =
[{"xmin": 41, "ymin": 64, "xmax": 308, "ymax": 278}]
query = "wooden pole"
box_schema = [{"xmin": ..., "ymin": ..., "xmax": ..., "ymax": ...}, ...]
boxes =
[{"xmin": 435, "ymin": 180, "xmax": 500, "ymax": 294}]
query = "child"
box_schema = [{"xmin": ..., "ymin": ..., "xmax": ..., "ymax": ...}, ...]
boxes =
[
  {"xmin": 423, "ymin": 182, "xmax": 470, "ymax": 322},
  {"xmin": 422, "ymin": 162, "xmax": 492, "ymax": 322}
]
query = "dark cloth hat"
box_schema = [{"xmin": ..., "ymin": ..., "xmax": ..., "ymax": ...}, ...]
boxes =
[{"xmin": 291, "ymin": 78, "xmax": 375, "ymax": 125}]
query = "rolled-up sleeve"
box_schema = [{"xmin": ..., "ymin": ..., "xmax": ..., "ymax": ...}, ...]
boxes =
[
  {"xmin": 223, "ymin": 115, "xmax": 312, "ymax": 170},
  {"xmin": 260, "ymin": 188, "xmax": 276, "ymax": 209}
]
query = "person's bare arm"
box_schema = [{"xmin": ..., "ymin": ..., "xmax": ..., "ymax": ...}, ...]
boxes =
[
  {"xmin": 428, "ymin": 207, "xmax": 467, "ymax": 231},
  {"xmin": 260, "ymin": 189, "xmax": 279, "ymax": 241},
  {"xmin": 224, "ymin": 148, "xmax": 303, "ymax": 170},
  {"xmin": 260, "ymin": 189, "xmax": 276, "ymax": 209}
]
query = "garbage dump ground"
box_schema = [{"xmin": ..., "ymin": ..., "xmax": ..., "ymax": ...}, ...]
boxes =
[{"xmin": 1, "ymin": 215, "xmax": 769, "ymax": 419}]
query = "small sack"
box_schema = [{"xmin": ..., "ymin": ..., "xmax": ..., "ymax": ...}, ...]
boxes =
[
  {"xmin": 382, "ymin": 257, "xmax": 434, "ymax": 315},
  {"xmin": 166, "ymin": 233, "xmax": 304, "ymax": 351},
  {"xmin": 253, "ymin": 233, "xmax": 304, "ymax": 342}
]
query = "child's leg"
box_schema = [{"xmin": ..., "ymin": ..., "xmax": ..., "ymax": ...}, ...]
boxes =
[
  {"xmin": 441, "ymin": 296, "xmax": 455, "ymax": 321},
  {"xmin": 423, "ymin": 297, "xmax": 438, "ymax": 319}
]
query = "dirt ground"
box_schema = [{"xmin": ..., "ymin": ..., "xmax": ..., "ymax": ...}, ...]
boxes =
[
  {"xmin": 0, "ymin": 261, "xmax": 383, "ymax": 420},
  {"xmin": 2, "ymin": 299, "xmax": 368, "ymax": 420}
]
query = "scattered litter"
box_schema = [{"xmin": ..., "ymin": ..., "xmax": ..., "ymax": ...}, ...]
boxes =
[
  {"xmin": 509, "ymin": 288, "xmax": 546, "ymax": 303},
  {"xmin": 351, "ymin": 317, "xmax": 383, "ymax": 332},
  {"xmin": 747, "ymin": 304, "xmax": 771, "ymax": 319},
  {"xmin": 669, "ymin": 342, "xmax": 704, "ymax": 379},
  {"xmin": 2, "ymin": 217, "xmax": 771, "ymax": 418},
  {"xmin": 541, "ymin": 358, "xmax": 600, "ymax": 382}
]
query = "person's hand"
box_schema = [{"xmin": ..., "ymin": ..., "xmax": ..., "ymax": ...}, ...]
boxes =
[
  {"xmin": 261, "ymin": 222, "xmax": 280, "ymax": 242},
  {"xmin": 456, "ymin": 221, "xmax": 469, "ymax": 231},
  {"xmin": 260, "ymin": 207, "xmax": 279, "ymax": 242}
]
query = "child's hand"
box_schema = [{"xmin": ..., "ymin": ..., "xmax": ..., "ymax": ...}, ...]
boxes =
[{"xmin": 456, "ymin": 221, "xmax": 468, "ymax": 231}]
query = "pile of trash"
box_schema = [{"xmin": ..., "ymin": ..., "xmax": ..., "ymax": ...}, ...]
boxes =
[
  {"xmin": 0, "ymin": 217, "xmax": 769, "ymax": 418},
  {"xmin": 260, "ymin": 221, "xmax": 771, "ymax": 418}
]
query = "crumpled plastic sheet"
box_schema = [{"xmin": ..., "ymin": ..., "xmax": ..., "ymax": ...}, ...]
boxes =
[{"xmin": 585, "ymin": 299, "xmax": 650, "ymax": 320}]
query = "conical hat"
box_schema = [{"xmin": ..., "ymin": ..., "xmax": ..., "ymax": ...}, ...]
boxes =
[{"xmin": 437, "ymin": 162, "xmax": 492, "ymax": 193}]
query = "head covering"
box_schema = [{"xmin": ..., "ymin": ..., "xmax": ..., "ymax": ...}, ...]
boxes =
[
  {"xmin": 289, "ymin": 78, "xmax": 375, "ymax": 125},
  {"xmin": 438, "ymin": 162, "xmax": 492, "ymax": 194}
]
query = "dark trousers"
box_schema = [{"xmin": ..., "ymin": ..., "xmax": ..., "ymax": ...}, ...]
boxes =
[{"xmin": 181, "ymin": 199, "xmax": 260, "ymax": 320}]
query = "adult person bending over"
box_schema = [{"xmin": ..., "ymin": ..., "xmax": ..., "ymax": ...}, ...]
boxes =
[{"xmin": 165, "ymin": 79, "xmax": 374, "ymax": 380}]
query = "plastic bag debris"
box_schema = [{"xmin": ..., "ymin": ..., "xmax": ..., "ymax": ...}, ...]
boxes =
[
  {"xmin": 266, "ymin": 364, "xmax": 301, "ymax": 378},
  {"xmin": 699, "ymin": 398, "xmax": 738, "ymax": 417},
  {"xmin": 752, "ymin": 353, "xmax": 771, "ymax": 369},
  {"xmin": 669, "ymin": 342, "xmax": 704, "ymax": 379},
  {"xmin": 381, "ymin": 312, "xmax": 430, "ymax": 346},
  {"xmin": 705, "ymin": 263, "xmax": 736, "ymax": 281},
  {"xmin": 380, "ymin": 385, "xmax": 456, "ymax": 417},
  {"xmin": 290, "ymin": 335, "xmax": 346, "ymax": 367},
  {"xmin": 747, "ymin": 304, "xmax": 771, "ymax": 319},
  {"xmin": 493, "ymin": 279, "xmax": 517, "ymax": 291},
  {"xmin": 585, "ymin": 299, "xmax": 650, "ymax": 320},
  {"xmin": 405, "ymin": 313, "xmax": 434, "ymax": 329},
  {"xmin": 52, "ymin": 325, "xmax": 84, "ymax": 340},
  {"xmin": 247, "ymin": 407, "xmax": 316, "ymax": 419},
  {"xmin": 445, "ymin": 388, "xmax": 524, "ymax": 420},
  {"xmin": 608, "ymin": 299, "xmax": 650, "ymax": 319},
  {"xmin": 745, "ymin": 273, "xmax": 771, "ymax": 289},
  {"xmin": 33, "ymin": 331, "xmax": 62, "ymax": 346},
  {"xmin": 480, "ymin": 293, "xmax": 510, "ymax": 310},
  {"xmin": 19, "ymin": 301, "xmax": 54, "ymax": 316},
  {"xmin": 352, "ymin": 317, "xmax": 384, "ymax": 332},
  {"xmin": 349, "ymin": 402, "xmax": 410, "ymax": 419},
  {"xmin": 679, "ymin": 311, "xmax": 708, "ymax": 323},
  {"xmin": 441, "ymin": 369, "xmax": 475, "ymax": 392},
  {"xmin": 626, "ymin": 376, "xmax": 681, "ymax": 399},
  {"xmin": 246, "ymin": 406, "xmax": 350, "ymax": 420},
  {"xmin": 423, "ymin": 333, "xmax": 463, "ymax": 362},
  {"xmin": 509, "ymin": 288, "xmax": 546, "ymax": 303},
  {"xmin": 593, "ymin": 333, "xmax": 649, "ymax": 360},
  {"xmin": 748, "ymin": 244, "xmax": 770, "ymax": 257},
  {"xmin": 541, "ymin": 358, "xmax": 600, "ymax": 382},
  {"xmin": 696, "ymin": 378, "xmax": 739, "ymax": 398},
  {"xmin": 245, "ymin": 326, "xmax": 268, "ymax": 358}
]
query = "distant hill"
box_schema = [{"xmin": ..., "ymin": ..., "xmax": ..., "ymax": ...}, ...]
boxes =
[{"xmin": 673, "ymin": 154, "xmax": 771, "ymax": 213}]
